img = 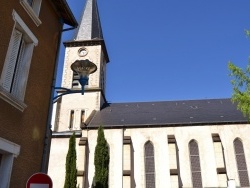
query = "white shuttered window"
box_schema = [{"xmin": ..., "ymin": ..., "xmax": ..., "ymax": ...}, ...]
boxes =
[{"xmin": 0, "ymin": 10, "xmax": 37, "ymax": 111}]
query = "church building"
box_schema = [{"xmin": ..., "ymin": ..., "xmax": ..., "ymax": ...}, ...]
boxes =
[{"xmin": 48, "ymin": 0, "xmax": 250, "ymax": 188}]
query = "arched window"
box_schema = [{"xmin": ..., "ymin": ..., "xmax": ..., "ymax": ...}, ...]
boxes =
[
  {"xmin": 189, "ymin": 140, "xmax": 203, "ymax": 188},
  {"xmin": 234, "ymin": 138, "xmax": 250, "ymax": 187},
  {"xmin": 145, "ymin": 141, "xmax": 155, "ymax": 188}
]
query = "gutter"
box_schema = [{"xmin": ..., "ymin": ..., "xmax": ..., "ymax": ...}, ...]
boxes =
[{"xmin": 40, "ymin": 21, "xmax": 77, "ymax": 173}]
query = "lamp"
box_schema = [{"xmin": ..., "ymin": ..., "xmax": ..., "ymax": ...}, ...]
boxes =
[{"xmin": 53, "ymin": 59, "xmax": 97, "ymax": 102}]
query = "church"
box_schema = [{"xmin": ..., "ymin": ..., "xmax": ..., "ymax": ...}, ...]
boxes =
[{"xmin": 48, "ymin": 0, "xmax": 250, "ymax": 187}]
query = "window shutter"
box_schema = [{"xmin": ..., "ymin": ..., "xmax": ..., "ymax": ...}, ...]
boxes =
[
  {"xmin": 12, "ymin": 39, "xmax": 26, "ymax": 98},
  {"xmin": 234, "ymin": 139, "xmax": 250, "ymax": 187},
  {"xmin": 13, "ymin": 41, "xmax": 34, "ymax": 100},
  {"xmin": 72, "ymin": 72, "xmax": 80, "ymax": 88},
  {"xmin": 2, "ymin": 29, "xmax": 22, "ymax": 92}
]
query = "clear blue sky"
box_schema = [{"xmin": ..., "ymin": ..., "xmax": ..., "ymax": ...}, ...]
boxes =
[{"xmin": 57, "ymin": 0, "xmax": 250, "ymax": 103}]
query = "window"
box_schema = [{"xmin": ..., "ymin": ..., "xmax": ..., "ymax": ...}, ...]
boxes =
[
  {"xmin": 20, "ymin": 0, "xmax": 42, "ymax": 26},
  {"xmin": 234, "ymin": 138, "xmax": 250, "ymax": 187},
  {"xmin": 0, "ymin": 137, "xmax": 20, "ymax": 188},
  {"xmin": 144, "ymin": 141, "xmax": 155, "ymax": 188},
  {"xmin": 81, "ymin": 110, "xmax": 85, "ymax": 126},
  {"xmin": 189, "ymin": 140, "xmax": 203, "ymax": 188},
  {"xmin": 0, "ymin": 10, "xmax": 38, "ymax": 111},
  {"xmin": 100, "ymin": 59, "xmax": 106, "ymax": 91},
  {"xmin": 69, "ymin": 110, "xmax": 74, "ymax": 129}
]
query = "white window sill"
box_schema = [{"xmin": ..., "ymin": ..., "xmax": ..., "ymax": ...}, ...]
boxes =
[
  {"xmin": 0, "ymin": 86, "xmax": 27, "ymax": 112},
  {"xmin": 20, "ymin": 0, "xmax": 42, "ymax": 26}
]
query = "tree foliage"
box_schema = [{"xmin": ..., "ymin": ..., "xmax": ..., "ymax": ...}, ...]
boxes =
[
  {"xmin": 228, "ymin": 61, "xmax": 250, "ymax": 120},
  {"xmin": 245, "ymin": 29, "xmax": 250, "ymax": 37},
  {"xmin": 64, "ymin": 132, "xmax": 77, "ymax": 188},
  {"xmin": 93, "ymin": 126, "xmax": 109, "ymax": 188}
]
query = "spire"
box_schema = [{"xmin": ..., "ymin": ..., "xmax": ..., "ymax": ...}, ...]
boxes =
[{"xmin": 75, "ymin": 0, "xmax": 103, "ymax": 41}]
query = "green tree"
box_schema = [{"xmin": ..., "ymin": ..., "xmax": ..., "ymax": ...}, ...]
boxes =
[
  {"xmin": 64, "ymin": 132, "xmax": 77, "ymax": 188},
  {"xmin": 228, "ymin": 61, "xmax": 250, "ymax": 120},
  {"xmin": 93, "ymin": 126, "xmax": 109, "ymax": 188},
  {"xmin": 228, "ymin": 29, "xmax": 250, "ymax": 120}
]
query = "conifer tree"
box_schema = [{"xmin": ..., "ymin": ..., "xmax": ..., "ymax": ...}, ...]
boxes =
[
  {"xmin": 94, "ymin": 126, "xmax": 109, "ymax": 188},
  {"xmin": 64, "ymin": 132, "xmax": 77, "ymax": 188}
]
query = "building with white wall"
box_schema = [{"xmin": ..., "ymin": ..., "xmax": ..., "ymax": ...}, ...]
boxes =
[{"xmin": 48, "ymin": 0, "xmax": 250, "ymax": 187}]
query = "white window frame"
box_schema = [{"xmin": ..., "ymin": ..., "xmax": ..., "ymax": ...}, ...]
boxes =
[
  {"xmin": 0, "ymin": 137, "xmax": 20, "ymax": 188},
  {"xmin": 0, "ymin": 10, "xmax": 38, "ymax": 112},
  {"xmin": 20, "ymin": 0, "xmax": 42, "ymax": 26}
]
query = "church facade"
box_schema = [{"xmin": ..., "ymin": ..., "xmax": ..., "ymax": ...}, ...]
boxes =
[{"xmin": 48, "ymin": 0, "xmax": 250, "ymax": 188}]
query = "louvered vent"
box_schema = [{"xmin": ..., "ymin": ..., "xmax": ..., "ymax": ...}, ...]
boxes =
[
  {"xmin": 189, "ymin": 140, "xmax": 203, "ymax": 188},
  {"xmin": 234, "ymin": 139, "xmax": 250, "ymax": 187},
  {"xmin": 145, "ymin": 142, "xmax": 155, "ymax": 188},
  {"xmin": 72, "ymin": 72, "xmax": 80, "ymax": 88},
  {"xmin": 72, "ymin": 72, "xmax": 89, "ymax": 89}
]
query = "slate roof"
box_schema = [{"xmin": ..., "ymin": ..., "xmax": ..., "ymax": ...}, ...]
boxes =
[
  {"xmin": 64, "ymin": 0, "xmax": 109, "ymax": 62},
  {"xmin": 87, "ymin": 98, "xmax": 248, "ymax": 128},
  {"xmin": 74, "ymin": 0, "xmax": 103, "ymax": 40}
]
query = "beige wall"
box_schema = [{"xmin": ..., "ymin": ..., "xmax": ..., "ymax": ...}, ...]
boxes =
[
  {"xmin": 52, "ymin": 43, "xmax": 107, "ymax": 133},
  {"xmin": 62, "ymin": 45, "xmax": 103, "ymax": 89},
  {"xmin": 84, "ymin": 124, "xmax": 249, "ymax": 188},
  {"xmin": 49, "ymin": 123, "xmax": 250, "ymax": 188}
]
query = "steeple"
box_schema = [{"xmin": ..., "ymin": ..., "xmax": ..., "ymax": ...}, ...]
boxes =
[{"xmin": 75, "ymin": 0, "xmax": 103, "ymax": 40}]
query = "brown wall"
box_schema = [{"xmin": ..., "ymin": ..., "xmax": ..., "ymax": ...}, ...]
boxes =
[{"xmin": 0, "ymin": 0, "xmax": 63, "ymax": 187}]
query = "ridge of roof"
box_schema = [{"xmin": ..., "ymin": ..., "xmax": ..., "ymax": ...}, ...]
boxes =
[{"xmin": 105, "ymin": 98, "xmax": 232, "ymax": 105}]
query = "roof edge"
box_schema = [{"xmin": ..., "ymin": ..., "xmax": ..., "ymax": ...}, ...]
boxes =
[
  {"xmin": 51, "ymin": 0, "xmax": 78, "ymax": 27},
  {"xmin": 85, "ymin": 121, "xmax": 248, "ymax": 130}
]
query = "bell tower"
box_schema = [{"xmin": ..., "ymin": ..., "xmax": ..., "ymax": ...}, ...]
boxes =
[
  {"xmin": 53, "ymin": 0, "xmax": 109, "ymax": 132},
  {"xmin": 49, "ymin": 1, "xmax": 109, "ymax": 187}
]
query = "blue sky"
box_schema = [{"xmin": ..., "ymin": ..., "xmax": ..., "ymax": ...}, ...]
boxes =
[{"xmin": 57, "ymin": 0, "xmax": 250, "ymax": 103}]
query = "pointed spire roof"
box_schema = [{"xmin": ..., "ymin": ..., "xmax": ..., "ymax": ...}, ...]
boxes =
[{"xmin": 75, "ymin": 0, "xmax": 103, "ymax": 40}]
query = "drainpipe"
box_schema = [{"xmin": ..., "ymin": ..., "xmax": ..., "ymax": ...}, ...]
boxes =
[{"xmin": 40, "ymin": 20, "xmax": 77, "ymax": 173}]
